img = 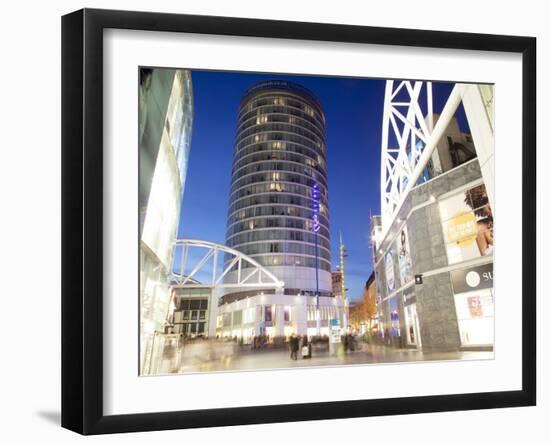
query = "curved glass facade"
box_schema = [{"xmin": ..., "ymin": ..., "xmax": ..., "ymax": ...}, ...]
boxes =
[
  {"xmin": 224, "ymin": 80, "xmax": 331, "ymax": 296},
  {"xmin": 139, "ymin": 69, "xmax": 194, "ymax": 374}
]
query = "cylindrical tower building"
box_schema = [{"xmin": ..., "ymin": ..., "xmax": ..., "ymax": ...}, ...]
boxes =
[
  {"xmin": 226, "ymin": 80, "xmax": 331, "ymax": 296},
  {"xmin": 217, "ymin": 80, "xmax": 339, "ymax": 340}
]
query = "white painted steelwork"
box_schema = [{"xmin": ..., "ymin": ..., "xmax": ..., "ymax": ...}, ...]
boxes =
[
  {"xmin": 380, "ymin": 80, "xmax": 494, "ymax": 239},
  {"xmin": 171, "ymin": 238, "xmax": 284, "ymax": 289}
]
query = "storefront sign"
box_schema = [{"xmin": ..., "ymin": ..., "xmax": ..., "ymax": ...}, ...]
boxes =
[
  {"xmin": 402, "ymin": 288, "xmax": 417, "ymax": 307},
  {"xmin": 450, "ymin": 263, "xmax": 493, "ymax": 293},
  {"xmin": 330, "ymin": 327, "xmax": 341, "ymax": 343}
]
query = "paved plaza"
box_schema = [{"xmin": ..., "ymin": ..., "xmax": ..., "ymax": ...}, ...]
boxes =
[{"xmin": 172, "ymin": 342, "xmax": 493, "ymax": 374}]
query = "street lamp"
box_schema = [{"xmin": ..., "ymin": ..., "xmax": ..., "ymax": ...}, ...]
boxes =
[{"xmin": 339, "ymin": 233, "xmax": 348, "ymax": 332}]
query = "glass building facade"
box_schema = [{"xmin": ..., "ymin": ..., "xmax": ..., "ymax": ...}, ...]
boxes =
[
  {"xmin": 139, "ymin": 69, "xmax": 193, "ymax": 374},
  {"xmin": 223, "ymin": 80, "xmax": 332, "ymax": 301}
]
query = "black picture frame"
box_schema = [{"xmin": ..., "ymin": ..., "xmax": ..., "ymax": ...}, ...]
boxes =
[{"xmin": 61, "ymin": 8, "xmax": 536, "ymax": 435}]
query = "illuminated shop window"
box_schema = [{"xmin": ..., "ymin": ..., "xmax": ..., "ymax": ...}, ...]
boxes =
[
  {"xmin": 453, "ymin": 288, "xmax": 494, "ymax": 346},
  {"xmin": 264, "ymin": 306, "xmax": 273, "ymax": 322},
  {"xmin": 232, "ymin": 310, "xmax": 243, "ymax": 325},
  {"xmin": 243, "ymin": 307, "xmax": 255, "ymax": 324},
  {"xmin": 284, "ymin": 306, "xmax": 291, "ymax": 322},
  {"xmin": 223, "ymin": 313, "xmax": 231, "ymax": 327},
  {"xmin": 389, "ymin": 297, "xmax": 401, "ymax": 337}
]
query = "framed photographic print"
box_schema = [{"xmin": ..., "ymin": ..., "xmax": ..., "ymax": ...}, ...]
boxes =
[{"xmin": 61, "ymin": 8, "xmax": 536, "ymax": 435}]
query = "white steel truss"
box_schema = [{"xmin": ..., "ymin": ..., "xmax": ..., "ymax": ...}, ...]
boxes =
[
  {"xmin": 380, "ymin": 80, "xmax": 465, "ymax": 233},
  {"xmin": 380, "ymin": 80, "xmax": 434, "ymax": 228},
  {"xmin": 170, "ymin": 238, "xmax": 284, "ymax": 289}
]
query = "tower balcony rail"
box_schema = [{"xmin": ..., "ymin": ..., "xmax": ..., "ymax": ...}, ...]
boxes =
[{"xmin": 240, "ymin": 80, "xmax": 323, "ymax": 109}]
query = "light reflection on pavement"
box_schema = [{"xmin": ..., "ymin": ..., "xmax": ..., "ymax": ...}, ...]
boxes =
[{"xmin": 172, "ymin": 343, "xmax": 493, "ymax": 374}]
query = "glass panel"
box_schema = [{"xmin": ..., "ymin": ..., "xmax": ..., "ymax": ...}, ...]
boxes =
[
  {"xmin": 233, "ymin": 310, "xmax": 243, "ymax": 325},
  {"xmin": 264, "ymin": 306, "xmax": 272, "ymax": 322},
  {"xmin": 389, "ymin": 297, "xmax": 400, "ymax": 337}
]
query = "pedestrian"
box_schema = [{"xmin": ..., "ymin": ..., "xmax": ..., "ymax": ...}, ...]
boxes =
[
  {"xmin": 289, "ymin": 333, "xmax": 299, "ymax": 360},
  {"xmin": 302, "ymin": 335, "xmax": 312, "ymax": 359}
]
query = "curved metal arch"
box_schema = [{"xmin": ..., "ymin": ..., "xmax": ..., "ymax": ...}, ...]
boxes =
[{"xmin": 170, "ymin": 238, "xmax": 284, "ymax": 289}]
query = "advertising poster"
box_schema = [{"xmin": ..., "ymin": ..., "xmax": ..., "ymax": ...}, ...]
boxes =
[
  {"xmin": 389, "ymin": 296, "xmax": 400, "ymax": 337},
  {"xmin": 439, "ymin": 184, "xmax": 494, "ymax": 264},
  {"xmin": 397, "ymin": 226, "xmax": 414, "ymax": 285},
  {"xmin": 467, "ymin": 296, "xmax": 483, "ymax": 317},
  {"xmin": 385, "ymin": 252, "xmax": 395, "ymax": 294}
]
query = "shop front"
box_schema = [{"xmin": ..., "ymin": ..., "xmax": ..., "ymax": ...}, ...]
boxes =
[
  {"xmin": 450, "ymin": 263, "xmax": 494, "ymax": 349},
  {"xmin": 372, "ymin": 160, "xmax": 494, "ymax": 353},
  {"xmin": 403, "ymin": 288, "xmax": 422, "ymax": 348},
  {"xmin": 387, "ymin": 296, "xmax": 401, "ymax": 346}
]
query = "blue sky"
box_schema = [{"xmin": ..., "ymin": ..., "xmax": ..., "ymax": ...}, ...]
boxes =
[{"xmin": 177, "ymin": 70, "xmax": 466, "ymax": 301}]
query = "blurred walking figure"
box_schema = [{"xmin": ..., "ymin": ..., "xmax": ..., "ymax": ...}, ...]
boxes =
[
  {"xmin": 289, "ymin": 334, "xmax": 299, "ymax": 360},
  {"xmin": 301, "ymin": 335, "xmax": 312, "ymax": 359}
]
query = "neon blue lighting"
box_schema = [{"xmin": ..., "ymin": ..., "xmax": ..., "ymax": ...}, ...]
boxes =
[{"xmin": 312, "ymin": 183, "xmax": 320, "ymax": 233}]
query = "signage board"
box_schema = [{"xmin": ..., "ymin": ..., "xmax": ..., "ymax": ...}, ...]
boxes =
[
  {"xmin": 450, "ymin": 263, "xmax": 493, "ymax": 293},
  {"xmin": 330, "ymin": 327, "xmax": 341, "ymax": 343},
  {"xmin": 402, "ymin": 288, "xmax": 417, "ymax": 307}
]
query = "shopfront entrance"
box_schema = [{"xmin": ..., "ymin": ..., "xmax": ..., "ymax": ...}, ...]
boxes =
[{"xmin": 403, "ymin": 288, "xmax": 422, "ymax": 348}]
